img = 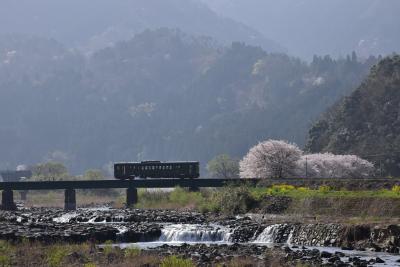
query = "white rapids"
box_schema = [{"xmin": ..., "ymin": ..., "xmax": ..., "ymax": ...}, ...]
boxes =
[
  {"xmin": 254, "ymin": 224, "xmax": 282, "ymax": 243},
  {"xmin": 52, "ymin": 212, "xmax": 78, "ymax": 223},
  {"xmin": 159, "ymin": 224, "xmax": 232, "ymax": 243}
]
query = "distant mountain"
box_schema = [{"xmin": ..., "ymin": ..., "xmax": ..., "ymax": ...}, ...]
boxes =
[
  {"xmin": 306, "ymin": 55, "xmax": 400, "ymax": 176},
  {"xmin": 0, "ymin": 30, "xmax": 376, "ymax": 173},
  {"xmin": 0, "ymin": 0, "xmax": 284, "ymax": 54},
  {"xmin": 201, "ymin": 0, "xmax": 400, "ymax": 59}
]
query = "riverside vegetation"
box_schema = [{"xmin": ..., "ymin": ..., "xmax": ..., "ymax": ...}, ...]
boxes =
[
  {"xmin": 20, "ymin": 184, "xmax": 400, "ymax": 220},
  {"xmin": 0, "ymin": 239, "xmax": 305, "ymax": 267},
  {"xmin": 0, "ymin": 239, "xmax": 197, "ymax": 267}
]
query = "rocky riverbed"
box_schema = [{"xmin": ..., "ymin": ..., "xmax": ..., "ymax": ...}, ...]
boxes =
[
  {"xmin": 144, "ymin": 243, "xmax": 400, "ymax": 267},
  {"xmin": 1, "ymin": 207, "xmax": 400, "ymax": 266}
]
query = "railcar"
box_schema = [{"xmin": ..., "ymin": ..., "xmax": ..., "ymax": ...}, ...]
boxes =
[{"xmin": 114, "ymin": 161, "xmax": 200, "ymax": 179}]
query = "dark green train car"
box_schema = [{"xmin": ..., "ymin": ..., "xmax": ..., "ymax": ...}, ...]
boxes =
[{"xmin": 114, "ymin": 161, "xmax": 200, "ymax": 179}]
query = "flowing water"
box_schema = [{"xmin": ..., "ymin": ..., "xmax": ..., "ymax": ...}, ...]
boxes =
[
  {"xmin": 52, "ymin": 212, "xmax": 78, "ymax": 223},
  {"xmin": 51, "ymin": 210, "xmax": 400, "ymax": 266},
  {"xmin": 159, "ymin": 224, "xmax": 232, "ymax": 243}
]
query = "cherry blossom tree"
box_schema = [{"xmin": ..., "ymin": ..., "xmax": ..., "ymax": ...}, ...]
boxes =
[
  {"xmin": 296, "ymin": 153, "xmax": 375, "ymax": 178},
  {"xmin": 239, "ymin": 140, "xmax": 302, "ymax": 178}
]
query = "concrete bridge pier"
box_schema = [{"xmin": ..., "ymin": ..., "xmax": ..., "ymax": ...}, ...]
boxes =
[
  {"xmin": 126, "ymin": 186, "xmax": 138, "ymax": 207},
  {"xmin": 20, "ymin": 190, "xmax": 28, "ymax": 201},
  {"xmin": 1, "ymin": 189, "xmax": 16, "ymax": 211},
  {"xmin": 64, "ymin": 189, "xmax": 76, "ymax": 211}
]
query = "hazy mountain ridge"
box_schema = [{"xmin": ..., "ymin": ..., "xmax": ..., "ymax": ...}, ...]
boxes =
[
  {"xmin": 0, "ymin": 0, "xmax": 284, "ymax": 54},
  {"xmin": 200, "ymin": 0, "xmax": 400, "ymax": 59},
  {"xmin": 0, "ymin": 30, "xmax": 377, "ymax": 173},
  {"xmin": 306, "ymin": 55, "xmax": 400, "ymax": 175}
]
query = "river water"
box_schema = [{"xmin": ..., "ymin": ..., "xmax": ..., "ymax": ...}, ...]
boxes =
[
  {"xmin": 52, "ymin": 210, "xmax": 400, "ymax": 266},
  {"xmin": 127, "ymin": 224, "xmax": 399, "ymax": 266}
]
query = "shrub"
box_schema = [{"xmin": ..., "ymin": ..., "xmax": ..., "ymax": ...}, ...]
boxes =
[
  {"xmin": 160, "ymin": 256, "xmax": 194, "ymax": 267},
  {"xmin": 46, "ymin": 246, "xmax": 69, "ymax": 267},
  {"xmin": 102, "ymin": 240, "xmax": 114, "ymax": 256},
  {"xmin": 266, "ymin": 184, "xmax": 296, "ymax": 195},
  {"xmin": 0, "ymin": 240, "xmax": 14, "ymax": 267},
  {"xmin": 392, "ymin": 185, "xmax": 400, "ymax": 194},
  {"xmin": 212, "ymin": 185, "xmax": 254, "ymax": 215},
  {"xmin": 297, "ymin": 187, "xmax": 310, "ymax": 192},
  {"xmin": 124, "ymin": 246, "xmax": 141, "ymax": 259},
  {"xmin": 318, "ymin": 185, "xmax": 332, "ymax": 194},
  {"xmin": 169, "ymin": 187, "xmax": 203, "ymax": 206}
]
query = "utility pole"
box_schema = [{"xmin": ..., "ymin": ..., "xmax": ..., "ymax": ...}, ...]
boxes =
[{"xmin": 305, "ymin": 157, "xmax": 308, "ymax": 178}]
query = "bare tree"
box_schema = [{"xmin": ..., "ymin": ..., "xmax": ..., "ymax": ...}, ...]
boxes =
[
  {"xmin": 207, "ymin": 154, "xmax": 239, "ymax": 178},
  {"xmin": 239, "ymin": 140, "xmax": 302, "ymax": 178}
]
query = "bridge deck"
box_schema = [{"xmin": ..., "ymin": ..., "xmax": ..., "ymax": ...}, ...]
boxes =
[{"xmin": 0, "ymin": 178, "xmax": 259, "ymax": 190}]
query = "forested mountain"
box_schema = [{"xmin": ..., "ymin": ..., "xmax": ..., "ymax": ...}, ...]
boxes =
[
  {"xmin": 0, "ymin": 30, "xmax": 377, "ymax": 173},
  {"xmin": 0, "ymin": 0, "xmax": 283, "ymax": 54},
  {"xmin": 306, "ymin": 56, "xmax": 400, "ymax": 176},
  {"xmin": 201, "ymin": 0, "xmax": 400, "ymax": 59}
]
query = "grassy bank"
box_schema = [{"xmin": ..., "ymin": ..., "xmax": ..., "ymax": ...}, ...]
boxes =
[
  {"xmin": 0, "ymin": 239, "xmax": 178, "ymax": 267},
  {"xmin": 0, "ymin": 240, "xmax": 275, "ymax": 267},
  {"xmin": 17, "ymin": 184, "xmax": 400, "ymax": 221},
  {"xmin": 133, "ymin": 184, "xmax": 400, "ymax": 220}
]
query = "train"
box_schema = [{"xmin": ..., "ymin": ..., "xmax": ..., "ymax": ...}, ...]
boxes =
[{"xmin": 114, "ymin": 161, "xmax": 200, "ymax": 179}]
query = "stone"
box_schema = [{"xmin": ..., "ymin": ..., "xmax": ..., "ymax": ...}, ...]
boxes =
[{"xmin": 321, "ymin": 251, "xmax": 332, "ymax": 258}]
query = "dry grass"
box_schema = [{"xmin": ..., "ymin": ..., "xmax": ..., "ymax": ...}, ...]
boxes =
[
  {"xmin": 287, "ymin": 196, "xmax": 400, "ymax": 220},
  {"xmin": 2, "ymin": 240, "xmax": 164, "ymax": 267},
  {"xmin": 16, "ymin": 190, "xmax": 123, "ymax": 208}
]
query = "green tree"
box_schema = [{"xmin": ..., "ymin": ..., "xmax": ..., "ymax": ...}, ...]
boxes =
[
  {"xmin": 83, "ymin": 169, "xmax": 105, "ymax": 180},
  {"xmin": 207, "ymin": 154, "xmax": 239, "ymax": 178},
  {"xmin": 32, "ymin": 162, "xmax": 69, "ymax": 181}
]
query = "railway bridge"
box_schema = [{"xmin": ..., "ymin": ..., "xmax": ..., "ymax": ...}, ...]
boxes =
[
  {"xmin": 0, "ymin": 178, "xmax": 261, "ymax": 211},
  {"xmin": 1, "ymin": 177, "xmax": 399, "ymax": 211}
]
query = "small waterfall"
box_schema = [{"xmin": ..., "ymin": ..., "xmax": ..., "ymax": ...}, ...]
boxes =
[
  {"xmin": 286, "ymin": 228, "xmax": 295, "ymax": 245},
  {"xmin": 53, "ymin": 212, "xmax": 78, "ymax": 223},
  {"xmin": 254, "ymin": 224, "xmax": 281, "ymax": 243},
  {"xmin": 254, "ymin": 224, "xmax": 294, "ymax": 244},
  {"xmin": 159, "ymin": 224, "xmax": 232, "ymax": 242}
]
